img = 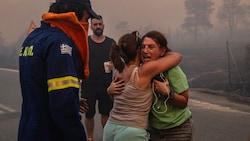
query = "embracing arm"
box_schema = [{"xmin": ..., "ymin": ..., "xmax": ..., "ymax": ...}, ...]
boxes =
[
  {"xmin": 141, "ymin": 51, "xmax": 182, "ymax": 79},
  {"xmin": 107, "ymin": 76, "xmax": 125, "ymax": 95}
]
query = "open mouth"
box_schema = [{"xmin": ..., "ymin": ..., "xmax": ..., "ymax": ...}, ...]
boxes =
[{"xmin": 142, "ymin": 56, "xmax": 151, "ymax": 62}]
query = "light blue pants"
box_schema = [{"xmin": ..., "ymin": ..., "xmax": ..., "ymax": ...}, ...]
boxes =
[{"xmin": 103, "ymin": 121, "xmax": 150, "ymax": 141}]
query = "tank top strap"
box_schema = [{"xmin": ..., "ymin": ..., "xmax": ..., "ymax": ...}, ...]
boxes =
[{"xmin": 130, "ymin": 67, "xmax": 140, "ymax": 86}]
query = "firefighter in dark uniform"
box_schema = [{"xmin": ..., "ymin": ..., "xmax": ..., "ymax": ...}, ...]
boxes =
[{"xmin": 18, "ymin": 0, "xmax": 99, "ymax": 141}]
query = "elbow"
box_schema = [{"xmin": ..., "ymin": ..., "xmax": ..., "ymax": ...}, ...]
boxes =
[
  {"xmin": 173, "ymin": 90, "xmax": 188, "ymax": 109},
  {"xmin": 179, "ymin": 101, "xmax": 188, "ymax": 109},
  {"xmin": 172, "ymin": 96, "xmax": 188, "ymax": 109},
  {"xmin": 171, "ymin": 52, "xmax": 182, "ymax": 65}
]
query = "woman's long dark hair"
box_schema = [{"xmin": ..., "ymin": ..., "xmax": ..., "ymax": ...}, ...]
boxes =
[{"xmin": 110, "ymin": 31, "xmax": 141, "ymax": 73}]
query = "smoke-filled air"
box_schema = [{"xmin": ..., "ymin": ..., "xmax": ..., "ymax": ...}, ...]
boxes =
[{"xmin": 0, "ymin": 0, "xmax": 250, "ymax": 94}]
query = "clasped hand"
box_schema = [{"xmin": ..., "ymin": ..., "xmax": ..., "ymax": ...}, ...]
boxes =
[{"xmin": 153, "ymin": 79, "xmax": 171, "ymax": 96}]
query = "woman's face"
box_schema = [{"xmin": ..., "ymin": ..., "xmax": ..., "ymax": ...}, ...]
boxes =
[{"xmin": 140, "ymin": 37, "xmax": 166, "ymax": 63}]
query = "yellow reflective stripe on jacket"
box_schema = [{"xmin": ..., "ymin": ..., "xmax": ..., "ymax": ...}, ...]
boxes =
[{"xmin": 48, "ymin": 76, "xmax": 80, "ymax": 92}]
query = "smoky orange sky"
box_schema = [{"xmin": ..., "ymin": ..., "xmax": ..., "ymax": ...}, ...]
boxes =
[{"xmin": 0, "ymin": 0, "xmax": 249, "ymax": 43}]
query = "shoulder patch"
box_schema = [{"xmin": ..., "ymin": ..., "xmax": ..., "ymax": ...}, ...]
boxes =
[{"xmin": 60, "ymin": 43, "xmax": 72, "ymax": 56}]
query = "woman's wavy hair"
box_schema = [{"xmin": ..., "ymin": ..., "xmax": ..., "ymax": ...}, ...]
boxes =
[
  {"xmin": 110, "ymin": 31, "xmax": 141, "ymax": 73},
  {"xmin": 141, "ymin": 30, "xmax": 171, "ymax": 52},
  {"xmin": 48, "ymin": 2, "xmax": 84, "ymax": 21}
]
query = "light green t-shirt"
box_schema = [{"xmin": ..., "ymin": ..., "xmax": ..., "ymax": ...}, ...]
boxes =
[{"xmin": 149, "ymin": 65, "xmax": 191, "ymax": 129}]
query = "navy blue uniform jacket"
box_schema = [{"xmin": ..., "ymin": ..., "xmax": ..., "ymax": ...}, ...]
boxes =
[{"xmin": 18, "ymin": 22, "xmax": 87, "ymax": 141}]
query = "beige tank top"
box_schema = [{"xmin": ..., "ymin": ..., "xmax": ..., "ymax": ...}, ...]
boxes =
[{"xmin": 109, "ymin": 67, "xmax": 153, "ymax": 129}]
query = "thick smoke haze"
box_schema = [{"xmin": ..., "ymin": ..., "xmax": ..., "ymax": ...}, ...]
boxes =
[
  {"xmin": 0, "ymin": 0, "xmax": 249, "ymax": 94},
  {"xmin": 1, "ymin": 0, "xmax": 248, "ymax": 44}
]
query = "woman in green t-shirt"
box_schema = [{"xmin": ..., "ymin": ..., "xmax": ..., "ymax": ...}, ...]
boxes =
[{"xmin": 141, "ymin": 31, "xmax": 193, "ymax": 141}]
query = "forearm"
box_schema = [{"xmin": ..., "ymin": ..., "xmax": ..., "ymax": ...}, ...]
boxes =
[{"xmin": 170, "ymin": 90, "xmax": 188, "ymax": 109}]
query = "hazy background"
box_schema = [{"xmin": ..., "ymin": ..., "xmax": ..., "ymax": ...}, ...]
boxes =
[
  {"xmin": 0, "ymin": 0, "xmax": 248, "ymax": 43},
  {"xmin": 0, "ymin": 0, "xmax": 250, "ymax": 94},
  {"xmin": 3, "ymin": 0, "xmax": 187, "ymax": 43}
]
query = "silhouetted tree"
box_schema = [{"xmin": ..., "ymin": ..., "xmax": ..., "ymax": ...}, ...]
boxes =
[
  {"xmin": 182, "ymin": 0, "xmax": 214, "ymax": 43},
  {"xmin": 216, "ymin": 0, "xmax": 245, "ymax": 39}
]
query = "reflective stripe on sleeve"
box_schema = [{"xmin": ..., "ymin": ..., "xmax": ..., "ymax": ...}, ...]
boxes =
[{"xmin": 48, "ymin": 76, "xmax": 80, "ymax": 92}]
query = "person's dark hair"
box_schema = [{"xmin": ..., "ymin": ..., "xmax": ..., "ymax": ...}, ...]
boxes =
[
  {"xmin": 48, "ymin": 2, "xmax": 84, "ymax": 21},
  {"xmin": 110, "ymin": 31, "xmax": 141, "ymax": 73},
  {"xmin": 141, "ymin": 30, "xmax": 171, "ymax": 52},
  {"xmin": 91, "ymin": 15, "xmax": 102, "ymax": 21}
]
